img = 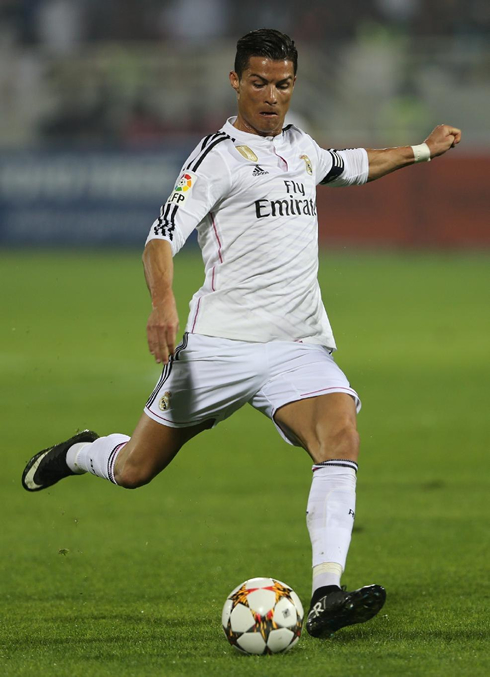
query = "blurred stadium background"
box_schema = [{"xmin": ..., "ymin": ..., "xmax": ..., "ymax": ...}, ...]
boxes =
[{"xmin": 0, "ymin": 0, "xmax": 489, "ymax": 248}]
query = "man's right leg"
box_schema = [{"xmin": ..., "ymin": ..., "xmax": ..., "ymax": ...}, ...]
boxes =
[
  {"xmin": 22, "ymin": 413, "xmax": 212, "ymax": 492},
  {"xmin": 114, "ymin": 413, "xmax": 213, "ymax": 488}
]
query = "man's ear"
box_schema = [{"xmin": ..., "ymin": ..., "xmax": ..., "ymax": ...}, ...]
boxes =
[{"xmin": 229, "ymin": 71, "xmax": 240, "ymax": 94}]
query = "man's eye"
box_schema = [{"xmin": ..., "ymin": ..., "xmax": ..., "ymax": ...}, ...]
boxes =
[{"xmin": 253, "ymin": 83, "xmax": 265, "ymax": 88}]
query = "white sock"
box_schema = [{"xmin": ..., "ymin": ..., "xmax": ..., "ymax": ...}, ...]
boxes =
[
  {"xmin": 66, "ymin": 434, "xmax": 129, "ymax": 484},
  {"xmin": 66, "ymin": 443, "xmax": 89, "ymax": 474},
  {"xmin": 312, "ymin": 562, "xmax": 343, "ymax": 590},
  {"xmin": 306, "ymin": 460, "xmax": 358, "ymax": 594}
]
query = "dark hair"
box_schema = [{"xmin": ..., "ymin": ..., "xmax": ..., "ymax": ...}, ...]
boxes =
[{"xmin": 234, "ymin": 29, "xmax": 298, "ymax": 79}]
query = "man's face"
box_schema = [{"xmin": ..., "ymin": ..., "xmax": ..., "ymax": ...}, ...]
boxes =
[{"xmin": 229, "ymin": 56, "xmax": 296, "ymax": 137}]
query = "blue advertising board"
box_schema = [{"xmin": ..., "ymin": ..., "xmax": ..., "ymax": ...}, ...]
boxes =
[{"xmin": 0, "ymin": 146, "xmax": 195, "ymax": 246}]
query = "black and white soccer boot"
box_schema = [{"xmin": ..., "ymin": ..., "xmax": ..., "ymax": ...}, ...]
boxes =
[
  {"xmin": 306, "ymin": 584, "xmax": 386, "ymax": 638},
  {"xmin": 21, "ymin": 430, "xmax": 99, "ymax": 492}
]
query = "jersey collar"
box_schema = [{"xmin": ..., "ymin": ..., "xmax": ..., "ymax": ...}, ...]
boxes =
[{"xmin": 223, "ymin": 117, "xmax": 288, "ymax": 145}]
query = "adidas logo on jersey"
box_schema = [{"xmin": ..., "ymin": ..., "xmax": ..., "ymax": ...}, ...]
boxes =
[{"xmin": 252, "ymin": 165, "xmax": 269, "ymax": 176}]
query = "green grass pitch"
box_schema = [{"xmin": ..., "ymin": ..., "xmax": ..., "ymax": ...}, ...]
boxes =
[{"xmin": 1, "ymin": 249, "xmax": 489, "ymax": 677}]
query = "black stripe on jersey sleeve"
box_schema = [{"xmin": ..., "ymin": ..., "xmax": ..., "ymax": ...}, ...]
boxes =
[
  {"xmin": 185, "ymin": 130, "xmax": 222, "ymax": 169},
  {"xmin": 167, "ymin": 204, "xmax": 179, "ymax": 239},
  {"xmin": 188, "ymin": 134, "xmax": 234, "ymax": 172},
  {"xmin": 153, "ymin": 203, "xmax": 179, "ymax": 241},
  {"xmin": 200, "ymin": 133, "xmax": 214, "ymax": 151},
  {"xmin": 200, "ymin": 130, "xmax": 226, "ymax": 151},
  {"xmin": 153, "ymin": 203, "xmax": 171, "ymax": 237},
  {"xmin": 320, "ymin": 149, "xmax": 345, "ymax": 184}
]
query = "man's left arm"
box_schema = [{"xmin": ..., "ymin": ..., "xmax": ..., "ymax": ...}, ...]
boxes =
[{"xmin": 367, "ymin": 124, "xmax": 462, "ymax": 182}]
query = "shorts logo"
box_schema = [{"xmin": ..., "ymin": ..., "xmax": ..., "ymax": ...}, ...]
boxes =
[
  {"xmin": 168, "ymin": 171, "xmax": 197, "ymax": 205},
  {"xmin": 158, "ymin": 391, "xmax": 172, "ymax": 411},
  {"xmin": 236, "ymin": 145, "xmax": 259, "ymax": 162},
  {"xmin": 300, "ymin": 154, "xmax": 313, "ymax": 175}
]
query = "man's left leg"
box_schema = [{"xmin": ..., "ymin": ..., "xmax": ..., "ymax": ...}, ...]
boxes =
[{"xmin": 274, "ymin": 393, "xmax": 386, "ymax": 638}]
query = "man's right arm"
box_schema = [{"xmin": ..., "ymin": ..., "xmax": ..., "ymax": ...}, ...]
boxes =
[
  {"xmin": 142, "ymin": 239, "xmax": 179, "ymax": 365},
  {"xmin": 142, "ymin": 140, "xmax": 232, "ymax": 363}
]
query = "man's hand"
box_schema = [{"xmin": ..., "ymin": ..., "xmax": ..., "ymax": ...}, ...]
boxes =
[
  {"xmin": 146, "ymin": 291, "xmax": 179, "ymax": 364},
  {"xmin": 142, "ymin": 239, "xmax": 178, "ymax": 365},
  {"xmin": 424, "ymin": 124, "xmax": 462, "ymax": 159}
]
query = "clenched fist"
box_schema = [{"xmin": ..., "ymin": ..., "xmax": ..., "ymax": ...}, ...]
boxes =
[{"xmin": 424, "ymin": 124, "xmax": 462, "ymax": 159}]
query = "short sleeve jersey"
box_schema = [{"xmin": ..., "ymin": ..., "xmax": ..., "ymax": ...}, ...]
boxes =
[{"xmin": 146, "ymin": 117, "xmax": 369, "ymax": 350}]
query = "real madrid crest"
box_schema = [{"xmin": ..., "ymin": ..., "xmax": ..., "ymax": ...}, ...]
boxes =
[
  {"xmin": 236, "ymin": 145, "xmax": 259, "ymax": 162},
  {"xmin": 300, "ymin": 154, "xmax": 313, "ymax": 175},
  {"xmin": 158, "ymin": 391, "xmax": 172, "ymax": 411}
]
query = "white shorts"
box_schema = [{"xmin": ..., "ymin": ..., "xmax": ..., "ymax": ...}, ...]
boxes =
[{"xmin": 144, "ymin": 333, "xmax": 361, "ymax": 446}]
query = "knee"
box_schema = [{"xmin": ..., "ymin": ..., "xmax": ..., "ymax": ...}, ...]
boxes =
[
  {"xmin": 115, "ymin": 458, "xmax": 154, "ymax": 489},
  {"xmin": 313, "ymin": 420, "xmax": 360, "ymax": 463}
]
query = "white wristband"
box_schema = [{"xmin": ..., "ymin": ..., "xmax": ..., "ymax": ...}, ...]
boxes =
[{"xmin": 411, "ymin": 143, "xmax": 431, "ymax": 163}]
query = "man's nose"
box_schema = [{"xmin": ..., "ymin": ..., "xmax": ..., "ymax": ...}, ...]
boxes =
[{"xmin": 265, "ymin": 86, "xmax": 277, "ymax": 104}]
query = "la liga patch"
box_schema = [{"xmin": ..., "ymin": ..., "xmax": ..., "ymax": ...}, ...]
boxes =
[{"xmin": 167, "ymin": 170, "xmax": 198, "ymax": 205}]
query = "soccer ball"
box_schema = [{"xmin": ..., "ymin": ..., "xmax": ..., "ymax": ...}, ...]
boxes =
[{"xmin": 222, "ymin": 577, "xmax": 304, "ymax": 655}]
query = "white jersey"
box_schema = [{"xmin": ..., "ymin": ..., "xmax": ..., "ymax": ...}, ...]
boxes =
[{"xmin": 146, "ymin": 117, "xmax": 369, "ymax": 349}]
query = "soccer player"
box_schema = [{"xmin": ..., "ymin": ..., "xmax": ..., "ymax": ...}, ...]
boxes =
[{"xmin": 22, "ymin": 29, "xmax": 461, "ymax": 638}]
